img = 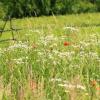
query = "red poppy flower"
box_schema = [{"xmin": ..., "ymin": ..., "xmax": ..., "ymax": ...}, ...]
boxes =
[{"xmin": 64, "ymin": 42, "xmax": 70, "ymax": 46}]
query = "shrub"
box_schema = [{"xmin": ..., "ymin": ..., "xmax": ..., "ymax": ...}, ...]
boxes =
[
  {"xmin": 95, "ymin": 0, "xmax": 100, "ymax": 11},
  {"xmin": 77, "ymin": 1, "xmax": 97, "ymax": 13},
  {"xmin": 0, "ymin": 0, "xmax": 99, "ymax": 18},
  {"xmin": 55, "ymin": 0, "xmax": 64, "ymax": 14},
  {"xmin": 0, "ymin": 3, "xmax": 6, "ymax": 19}
]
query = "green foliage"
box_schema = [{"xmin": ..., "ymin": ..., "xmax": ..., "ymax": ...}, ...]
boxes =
[
  {"xmin": 34, "ymin": 0, "xmax": 51, "ymax": 15},
  {"xmin": 76, "ymin": 1, "xmax": 97, "ymax": 13},
  {"xmin": 0, "ymin": 2, "xmax": 6, "ymax": 19},
  {"xmin": 95, "ymin": 0, "xmax": 100, "ymax": 11},
  {"xmin": 0, "ymin": 0, "xmax": 99, "ymax": 18}
]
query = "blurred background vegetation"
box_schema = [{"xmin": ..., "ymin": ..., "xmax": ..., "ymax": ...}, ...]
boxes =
[{"xmin": 0, "ymin": 0, "xmax": 100, "ymax": 18}]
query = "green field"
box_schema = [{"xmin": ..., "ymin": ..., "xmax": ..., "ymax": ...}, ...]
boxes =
[{"xmin": 0, "ymin": 13, "xmax": 100, "ymax": 100}]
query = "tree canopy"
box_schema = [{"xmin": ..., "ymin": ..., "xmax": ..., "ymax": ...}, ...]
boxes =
[{"xmin": 0, "ymin": 0, "xmax": 100, "ymax": 18}]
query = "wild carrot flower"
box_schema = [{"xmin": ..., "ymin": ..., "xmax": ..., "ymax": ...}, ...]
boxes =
[{"xmin": 64, "ymin": 42, "xmax": 70, "ymax": 46}]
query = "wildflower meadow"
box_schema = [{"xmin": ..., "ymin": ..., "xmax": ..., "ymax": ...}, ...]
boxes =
[{"xmin": 0, "ymin": 13, "xmax": 100, "ymax": 100}]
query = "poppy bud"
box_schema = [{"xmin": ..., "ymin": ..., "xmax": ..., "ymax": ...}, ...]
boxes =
[{"xmin": 64, "ymin": 42, "xmax": 70, "ymax": 46}]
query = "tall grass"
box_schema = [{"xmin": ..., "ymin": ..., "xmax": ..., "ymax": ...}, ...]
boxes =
[{"xmin": 0, "ymin": 13, "xmax": 100, "ymax": 100}]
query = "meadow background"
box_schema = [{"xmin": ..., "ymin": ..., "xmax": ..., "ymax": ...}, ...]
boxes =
[{"xmin": 0, "ymin": 0, "xmax": 100, "ymax": 100}]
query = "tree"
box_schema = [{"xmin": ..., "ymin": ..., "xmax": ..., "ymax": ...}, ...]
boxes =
[{"xmin": 0, "ymin": 0, "xmax": 99, "ymax": 18}]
